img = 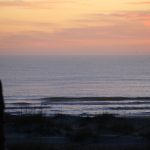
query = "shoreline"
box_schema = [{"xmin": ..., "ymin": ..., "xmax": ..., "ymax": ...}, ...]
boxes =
[{"xmin": 5, "ymin": 96, "xmax": 150, "ymax": 117}]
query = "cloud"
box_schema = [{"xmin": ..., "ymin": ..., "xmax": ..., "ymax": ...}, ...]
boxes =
[
  {"xmin": 0, "ymin": 19, "xmax": 56, "ymax": 27},
  {"xmin": 0, "ymin": 10, "xmax": 150, "ymax": 54},
  {"xmin": 0, "ymin": 0, "xmax": 36, "ymax": 8},
  {"xmin": 70, "ymin": 11, "xmax": 150, "ymax": 29},
  {"xmin": 0, "ymin": 0, "xmax": 74, "ymax": 9},
  {"xmin": 130, "ymin": 1, "xmax": 150, "ymax": 5}
]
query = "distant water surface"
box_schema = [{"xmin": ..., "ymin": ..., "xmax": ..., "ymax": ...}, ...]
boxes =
[{"xmin": 0, "ymin": 55, "xmax": 150, "ymax": 116}]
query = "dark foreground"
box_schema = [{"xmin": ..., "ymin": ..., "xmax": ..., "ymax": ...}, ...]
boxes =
[{"xmin": 5, "ymin": 113, "xmax": 150, "ymax": 150}]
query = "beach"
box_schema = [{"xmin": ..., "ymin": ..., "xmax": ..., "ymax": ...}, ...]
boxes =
[
  {"xmin": 1, "ymin": 56, "xmax": 150, "ymax": 149},
  {"xmin": 1, "ymin": 0, "xmax": 150, "ymax": 148},
  {"xmin": 5, "ymin": 113, "xmax": 150, "ymax": 150}
]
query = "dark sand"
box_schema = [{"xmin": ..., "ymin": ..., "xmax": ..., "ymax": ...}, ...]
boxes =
[{"xmin": 5, "ymin": 113, "xmax": 150, "ymax": 150}]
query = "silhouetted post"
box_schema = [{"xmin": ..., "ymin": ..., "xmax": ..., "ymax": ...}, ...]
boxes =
[{"xmin": 0, "ymin": 80, "xmax": 5, "ymax": 150}]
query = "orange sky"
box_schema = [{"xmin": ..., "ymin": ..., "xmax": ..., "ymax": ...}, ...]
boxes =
[{"xmin": 0, "ymin": 0, "xmax": 150, "ymax": 55}]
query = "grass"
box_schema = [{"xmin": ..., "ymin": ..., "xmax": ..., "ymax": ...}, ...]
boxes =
[
  {"xmin": 4, "ymin": 113, "xmax": 149, "ymax": 136},
  {"xmin": 4, "ymin": 113, "xmax": 150, "ymax": 150}
]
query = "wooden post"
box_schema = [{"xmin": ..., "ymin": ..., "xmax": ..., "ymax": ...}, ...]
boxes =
[{"xmin": 0, "ymin": 80, "xmax": 5, "ymax": 150}]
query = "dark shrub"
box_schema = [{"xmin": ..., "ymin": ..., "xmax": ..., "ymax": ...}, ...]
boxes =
[{"xmin": 71, "ymin": 128, "xmax": 96, "ymax": 142}]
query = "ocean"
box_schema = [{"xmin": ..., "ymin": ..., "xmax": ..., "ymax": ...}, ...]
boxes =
[{"xmin": 1, "ymin": 55, "xmax": 150, "ymax": 116}]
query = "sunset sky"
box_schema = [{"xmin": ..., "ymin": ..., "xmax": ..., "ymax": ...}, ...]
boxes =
[{"xmin": 0, "ymin": 0, "xmax": 150, "ymax": 55}]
